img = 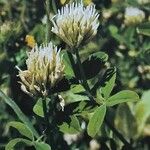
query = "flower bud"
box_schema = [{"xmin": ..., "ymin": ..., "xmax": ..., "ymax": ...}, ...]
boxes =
[
  {"xmin": 51, "ymin": 2, "xmax": 99, "ymax": 51},
  {"xmin": 17, "ymin": 42, "xmax": 65, "ymax": 97}
]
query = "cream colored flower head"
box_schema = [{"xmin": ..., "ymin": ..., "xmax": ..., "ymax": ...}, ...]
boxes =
[
  {"xmin": 17, "ymin": 42, "xmax": 65, "ymax": 97},
  {"xmin": 51, "ymin": 2, "xmax": 99, "ymax": 50},
  {"xmin": 124, "ymin": 7, "xmax": 145, "ymax": 25}
]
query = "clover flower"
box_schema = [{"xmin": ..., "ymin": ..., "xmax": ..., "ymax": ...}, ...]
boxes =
[
  {"xmin": 124, "ymin": 7, "xmax": 145, "ymax": 25},
  {"xmin": 17, "ymin": 42, "xmax": 65, "ymax": 97},
  {"xmin": 51, "ymin": 3, "xmax": 99, "ymax": 50}
]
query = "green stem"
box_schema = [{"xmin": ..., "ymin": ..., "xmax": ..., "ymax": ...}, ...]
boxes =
[
  {"xmin": 67, "ymin": 51, "xmax": 77, "ymax": 77},
  {"xmin": 105, "ymin": 118, "xmax": 134, "ymax": 149},
  {"xmin": 75, "ymin": 50, "xmax": 95, "ymax": 101},
  {"xmin": 42, "ymin": 96, "xmax": 51, "ymax": 145},
  {"xmin": 69, "ymin": 50, "xmax": 133, "ymax": 148},
  {"xmin": 45, "ymin": 0, "xmax": 51, "ymax": 43},
  {"xmin": 51, "ymin": 0, "xmax": 57, "ymax": 14}
]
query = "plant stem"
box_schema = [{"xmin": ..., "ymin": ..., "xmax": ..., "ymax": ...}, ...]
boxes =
[
  {"xmin": 75, "ymin": 50, "xmax": 90, "ymax": 91},
  {"xmin": 42, "ymin": 96, "xmax": 51, "ymax": 145},
  {"xmin": 68, "ymin": 50, "xmax": 134, "ymax": 148},
  {"xmin": 105, "ymin": 118, "xmax": 134, "ymax": 149},
  {"xmin": 75, "ymin": 50, "xmax": 95, "ymax": 101},
  {"xmin": 51, "ymin": 0, "xmax": 57, "ymax": 14},
  {"xmin": 67, "ymin": 51, "xmax": 77, "ymax": 77},
  {"xmin": 45, "ymin": 0, "xmax": 51, "ymax": 43}
]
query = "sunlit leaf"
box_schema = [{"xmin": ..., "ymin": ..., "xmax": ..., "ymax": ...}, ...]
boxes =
[
  {"xmin": 61, "ymin": 50, "xmax": 75, "ymax": 78},
  {"xmin": 5, "ymin": 138, "xmax": 32, "ymax": 150},
  {"xmin": 87, "ymin": 104, "xmax": 106, "ymax": 137},
  {"xmin": 33, "ymin": 99, "xmax": 44, "ymax": 117},
  {"xmin": 34, "ymin": 142, "xmax": 51, "ymax": 150},
  {"xmin": 101, "ymin": 68, "xmax": 116, "ymax": 99},
  {"xmin": 59, "ymin": 115, "xmax": 81, "ymax": 134},
  {"xmin": 79, "ymin": 51, "xmax": 108, "ymax": 79},
  {"xmin": 115, "ymin": 104, "xmax": 137, "ymax": 139},
  {"xmin": 8, "ymin": 121, "xmax": 33, "ymax": 140},
  {"xmin": 106, "ymin": 90, "xmax": 139, "ymax": 106},
  {"xmin": 137, "ymin": 22, "xmax": 150, "ymax": 37},
  {"xmin": 135, "ymin": 90, "xmax": 150, "ymax": 134},
  {"xmin": 0, "ymin": 90, "xmax": 39, "ymax": 138}
]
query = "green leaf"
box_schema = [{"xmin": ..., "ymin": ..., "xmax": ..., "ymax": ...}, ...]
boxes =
[
  {"xmin": 96, "ymin": 89, "xmax": 106, "ymax": 105},
  {"xmin": 33, "ymin": 98, "xmax": 50, "ymax": 117},
  {"xmin": 59, "ymin": 115, "xmax": 81, "ymax": 134},
  {"xmin": 101, "ymin": 68, "xmax": 116, "ymax": 99},
  {"xmin": 90, "ymin": 51, "xmax": 108, "ymax": 62},
  {"xmin": 33, "ymin": 99, "xmax": 44, "ymax": 117},
  {"xmin": 106, "ymin": 90, "xmax": 139, "ymax": 107},
  {"xmin": 61, "ymin": 50, "xmax": 75, "ymax": 78},
  {"xmin": 135, "ymin": 90, "xmax": 150, "ymax": 134},
  {"xmin": 70, "ymin": 84, "xmax": 85, "ymax": 93},
  {"xmin": 63, "ymin": 100, "xmax": 97, "ymax": 116},
  {"xmin": 8, "ymin": 121, "xmax": 33, "ymax": 140},
  {"xmin": 115, "ymin": 104, "xmax": 137, "ymax": 140},
  {"xmin": 0, "ymin": 90, "xmax": 39, "ymax": 138},
  {"xmin": 61, "ymin": 91, "xmax": 89, "ymax": 103},
  {"xmin": 87, "ymin": 104, "xmax": 106, "ymax": 137},
  {"xmin": 137, "ymin": 22, "xmax": 150, "ymax": 37},
  {"xmin": 5, "ymin": 138, "xmax": 32, "ymax": 150},
  {"xmin": 91, "ymin": 67, "xmax": 116, "ymax": 95},
  {"xmin": 109, "ymin": 25, "xmax": 118, "ymax": 35},
  {"xmin": 81, "ymin": 51, "xmax": 108, "ymax": 79},
  {"xmin": 34, "ymin": 142, "xmax": 51, "ymax": 150}
]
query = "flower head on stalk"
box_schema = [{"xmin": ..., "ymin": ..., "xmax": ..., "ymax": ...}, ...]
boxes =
[
  {"xmin": 51, "ymin": 2, "xmax": 99, "ymax": 51},
  {"xmin": 17, "ymin": 42, "xmax": 65, "ymax": 97},
  {"xmin": 124, "ymin": 7, "xmax": 145, "ymax": 25}
]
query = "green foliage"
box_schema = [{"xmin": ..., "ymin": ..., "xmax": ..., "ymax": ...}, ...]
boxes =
[
  {"xmin": 61, "ymin": 51, "xmax": 75, "ymax": 78},
  {"xmin": 5, "ymin": 138, "xmax": 51, "ymax": 150},
  {"xmin": 33, "ymin": 99, "xmax": 44, "ymax": 117},
  {"xmin": 106, "ymin": 90, "xmax": 140, "ymax": 106},
  {"xmin": 34, "ymin": 142, "xmax": 51, "ymax": 150},
  {"xmin": 59, "ymin": 115, "xmax": 82, "ymax": 134},
  {"xmin": 81, "ymin": 51, "xmax": 108, "ymax": 79},
  {"xmin": 101, "ymin": 68, "xmax": 116, "ymax": 99},
  {"xmin": 0, "ymin": 90, "xmax": 39, "ymax": 139},
  {"xmin": 33, "ymin": 98, "xmax": 50, "ymax": 117},
  {"xmin": 137, "ymin": 22, "xmax": 150, "ymax": 36},
  {"xmin": 8, "ymin": 121, "xmax": 33, "ymax": 140},
  {"xmin": 135, "ymin": 90, "xmax": 150, "ymax": 134},
  {"xmin": 87, "ymin": 104, "xmax": 106, "ymax": 137},
  {"xmin": 115, "ymin": 104, "xmax": 137, "ymax": 140},
  {"xmin": 5, "ymin": 138, "xmax": 32, "ymax": 150},
  {"xmin": 0, "ymin": 0, "xmax": 150, "ymax": 149}
]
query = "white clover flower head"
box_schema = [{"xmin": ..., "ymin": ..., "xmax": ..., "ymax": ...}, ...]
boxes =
[
  {"xmin": 124, "ymin": 7, "xmax": 145, "ymax": 25},
  {"xmin": 51, "ymin": 2, "xmax": 99, "ymax": 50},
  {"xmin": 17, "ymin": 42, "xmax": 65, "ymax": 97}
]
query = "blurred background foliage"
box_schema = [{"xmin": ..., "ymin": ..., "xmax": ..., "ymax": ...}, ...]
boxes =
[{"xmin": 0, "ymin": 0, "xmax": 150, "ymax": 149}]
